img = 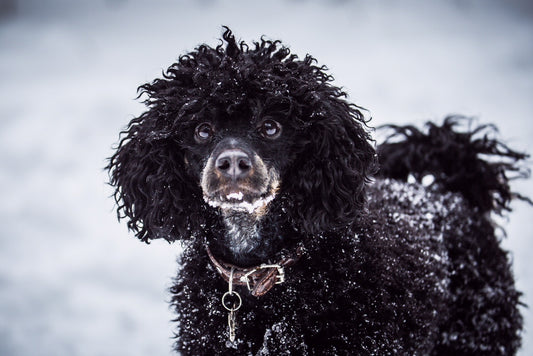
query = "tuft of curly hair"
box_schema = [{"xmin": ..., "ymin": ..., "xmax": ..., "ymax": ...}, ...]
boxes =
[{"xmin": 377, "ymin": 116, "xmax": 531, "ymax": 215}]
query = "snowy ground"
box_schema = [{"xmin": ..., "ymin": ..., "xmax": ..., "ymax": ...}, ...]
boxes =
[{"xmin": 0, "ymin": 0, "xmax": 532, "ymax": 355}]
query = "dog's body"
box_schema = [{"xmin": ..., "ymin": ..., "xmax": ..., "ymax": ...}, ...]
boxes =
[{"xmin": 108, "ymin": 29, "xmax": 526, "ymax": 355}]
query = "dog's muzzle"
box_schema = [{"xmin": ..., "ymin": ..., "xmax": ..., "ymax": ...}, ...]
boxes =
[{"xmin": 200, "ymin": 138, "xmax": 280, "ymax": 214}]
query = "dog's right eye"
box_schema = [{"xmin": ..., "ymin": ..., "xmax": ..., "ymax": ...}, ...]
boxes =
[
  {"xmin": 258, "ymin": 119, "xmax": 282, "ymax": 139},
  {"xmin": 195, "ymin": 123, "xmax": 214, "ymax": 142}
]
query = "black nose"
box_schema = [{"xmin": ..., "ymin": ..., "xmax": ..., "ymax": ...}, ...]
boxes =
[{"xmin": 215, "ymin": 149, "xmax": 252, "ymax": 180}]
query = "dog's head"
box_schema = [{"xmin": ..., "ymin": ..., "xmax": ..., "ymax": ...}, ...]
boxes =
[{"xmin": 108, "ymin": 28, "xmax": 377, "ymax": 243}]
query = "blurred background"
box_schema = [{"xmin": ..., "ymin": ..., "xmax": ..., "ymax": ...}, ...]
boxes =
[{"xmin": 0, "ymin": 0, "xmax": 532, "ymax": 355}]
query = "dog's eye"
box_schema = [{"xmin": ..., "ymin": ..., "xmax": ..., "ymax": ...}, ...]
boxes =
[
  {"xmin": 259, "ymin": 120, "xmax": 282, "ymax": 139},
  {"xmin": 195, "ymin": 123, "xmax": 214, "ymax": 142}
]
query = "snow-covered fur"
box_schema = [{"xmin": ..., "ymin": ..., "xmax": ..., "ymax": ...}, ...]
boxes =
[{"xmin": 107, "ymin": 28, "xmax": 527, "ymax": 355}]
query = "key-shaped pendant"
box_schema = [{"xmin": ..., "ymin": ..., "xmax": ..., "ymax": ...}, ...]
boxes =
[
  {"xmin": 221, "ymin": 267, "xmax": 242, "ymax": 342},
  {"xmin": 228, "ymin": 307, "xmax": 237, "ymax": 342}
]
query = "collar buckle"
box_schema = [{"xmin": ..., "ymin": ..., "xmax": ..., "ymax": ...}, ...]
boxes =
[{"xmin": 240, "ymin": 264, "xmax": 285, "ymax": 291}]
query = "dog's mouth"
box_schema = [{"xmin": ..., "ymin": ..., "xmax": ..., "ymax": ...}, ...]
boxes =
[{"xmin": 202, "ymin": 173, "xmax": 280, "ymax": 215}]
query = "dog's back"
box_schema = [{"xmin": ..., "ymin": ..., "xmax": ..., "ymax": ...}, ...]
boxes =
[{"xmin": 377, "ymin": 117, "xmax": 528, "ymax": 354}]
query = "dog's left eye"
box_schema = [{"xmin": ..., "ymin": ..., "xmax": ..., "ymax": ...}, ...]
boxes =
[
  {"xmin": 195, "ymin": 123, "xmax": 214, "ymax": 142},
  {"xmin": 259, "ymin": 120, "xmax": 282, "ymax": 139}
]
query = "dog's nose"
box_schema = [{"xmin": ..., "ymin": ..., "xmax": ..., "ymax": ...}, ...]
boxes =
[{"xmin": 215, "ymin": 149, "xmax": 252, "ymax": 180}]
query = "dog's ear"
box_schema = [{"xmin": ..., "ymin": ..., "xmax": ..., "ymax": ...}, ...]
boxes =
[
  {"xmin": 107, "ymin": 111, "xmax": 207, "ymax": 243},
  {"xmin": 283, "ymin": 97, "xmax": 377, "ymax": 234}
]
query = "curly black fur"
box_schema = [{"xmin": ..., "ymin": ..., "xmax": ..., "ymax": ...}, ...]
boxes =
[
  {"xmin": 377, "ymin": 116, "xmax": 531, "ymax": 214},
  {"xmin": 107, "ymin": 28, "xmax": 527, "ymax": 355}
]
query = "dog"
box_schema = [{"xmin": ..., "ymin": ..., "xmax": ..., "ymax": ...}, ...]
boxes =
[{"xmin": 107, "ymin": 28, "xmax": 528, "ymax": 355}]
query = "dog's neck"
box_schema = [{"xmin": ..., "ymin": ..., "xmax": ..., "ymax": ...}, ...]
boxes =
[{"xmin": 222, "ymin": 210, "xmax": 263, "ymax": 260}]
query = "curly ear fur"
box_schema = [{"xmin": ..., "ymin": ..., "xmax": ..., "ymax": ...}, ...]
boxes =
[
  {"xmin": 107, "ymin": 113, "xmax": 209, "ymax": 243},
  {"xmin": 283, "ymin": 97, "xmax": 377, "ymax": 234}
]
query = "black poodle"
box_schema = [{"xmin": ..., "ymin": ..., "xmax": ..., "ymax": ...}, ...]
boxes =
[{"xmin": 107, "ymin": 28, "xmax": 529, "ymax": 355}]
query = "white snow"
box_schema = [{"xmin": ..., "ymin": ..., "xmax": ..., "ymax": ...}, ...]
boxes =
[{"xmin": 0, "ymin": 0, "xmax": 532, "ymax": 355}]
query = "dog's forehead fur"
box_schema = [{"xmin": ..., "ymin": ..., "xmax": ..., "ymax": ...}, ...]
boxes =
[{"xmin": 134, "ymin": 32, "xmax": 341, "ymax": 145}]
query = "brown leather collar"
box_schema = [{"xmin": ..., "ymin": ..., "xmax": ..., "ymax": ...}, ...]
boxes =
[{"xmin": 206, "ymin": 244, "xmax": 304, "ymax": 297}]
